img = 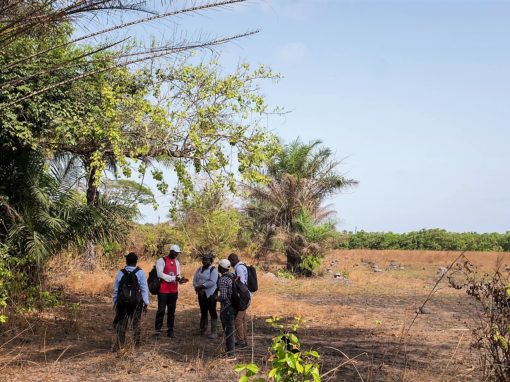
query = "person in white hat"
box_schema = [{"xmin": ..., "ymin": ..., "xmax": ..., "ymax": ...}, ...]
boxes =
[
  {"xmin": 217, "ymin": 259, "xmax": 236, "ymax": 359},
  {"xmin": 154, "ymin": 244, "xmax": 187, "ymax": 337}
]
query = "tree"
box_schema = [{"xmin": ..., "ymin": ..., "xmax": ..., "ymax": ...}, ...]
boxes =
[
  {"xmin": 0, "ymin": 0, "xmax": 257, "ymax": 106},
  {"xmin": 1, "ymin": 20, "xmax": 281, "ymax": 266},
  {"xmin": 175, "ymin": 185, "xmax": 241, "ymax": 257},
  {"xmin": 0, "ymin": 152, "xmax": 135, "ymax": 305},
  {"xmin": 246, "ymin": 139, "xmax": 358, "ymax": 273}
]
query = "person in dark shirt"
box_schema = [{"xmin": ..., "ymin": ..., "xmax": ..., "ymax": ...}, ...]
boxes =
[{"xmin": 217, "ymin": 259, "xmax": 236, "ymax": 359}]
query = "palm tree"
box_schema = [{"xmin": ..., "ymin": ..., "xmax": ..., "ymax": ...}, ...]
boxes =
[
  {"xmin": 0, "ymin": 151, "xmax": 137, "ymax": 292},
  {"xmin": 246, "ymin": 139, "xmax": 358, "ymax": 273}
]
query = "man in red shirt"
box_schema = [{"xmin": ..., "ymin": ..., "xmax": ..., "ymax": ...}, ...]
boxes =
[{"xmin": 155, "ymin": 244, "xmax": 185, "ymax": 337}]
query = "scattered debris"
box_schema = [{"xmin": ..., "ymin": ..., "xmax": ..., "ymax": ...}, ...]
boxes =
[
  {"xmin": 436, "ymin": 266, "xmax": 448, "ymax": 278},
  {"xmin": 416, "ymin": 306, "xmax": 432, "ymax": 314},
  {"xmin": 372, "ymin": 265, "xmax": 383, "ymax": 272},
  {"xmin": 386, "ymin": 260, "xmax": 404, "ymax": 271},
  {"xmin": 333, "ymin": 273, "xmax": 350, "ymax": 284}
]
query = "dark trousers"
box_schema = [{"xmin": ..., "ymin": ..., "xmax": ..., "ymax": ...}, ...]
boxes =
[
  {"xmin": 198, "ymin": 293, "xmax": 218, "ymax": 321},
  {"xmin": 155, "ymin": 293, "xmax": 178, "ymax": 334},
  {"xmin": 220, "ymin": 305, "xmax": 236, "ymax": 356},
  {"xmin": 113, "ymin": 303, "xmax": 143, "ymax": 348}
]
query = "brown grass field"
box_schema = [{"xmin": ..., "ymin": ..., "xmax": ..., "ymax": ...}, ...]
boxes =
[{"xmin": 1, "ymin": 249, "xmax": 509, "ymax": 381}]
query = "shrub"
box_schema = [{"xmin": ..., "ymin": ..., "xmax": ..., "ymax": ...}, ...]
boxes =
[
  {"xmin": 234, "ymin": 316, "xmax": 321, "ymax": 382},
  {"xmin": 448, "ymin": 259, "xmax": 510, "ymax": 381},
  {"xmin": 335, "ymin": 229, "xmax": 510, "ymax": 252}
]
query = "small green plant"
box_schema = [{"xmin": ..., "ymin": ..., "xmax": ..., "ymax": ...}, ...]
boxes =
[
  {"xmin": 234, "ymin": 316, "xmax": 321, "ymax": 382},
  {"xmin": 339, "ymin": 269, "xmax": 349, "ymax": 278},
  {"xmin": 299, "ymin": 255, "xmax": 322, "ymax": 276},
  {"xmin": 234, "ymin": 363, "xmax": 265, "ymax": 382},
  {"xmin": 276, "ymin": 269, "xmax": 296, "ymax": 280}
]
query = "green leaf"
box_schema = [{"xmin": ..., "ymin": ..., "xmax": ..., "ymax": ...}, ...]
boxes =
[
  {"xmin": 234, "ymin": 364, "xmax": 247, "ymax": 373},
  {"xmin": 238, "ymin": 376, "xmax": 248, "ymax": 382},
  {"xmin": 286, "ymin": 354, "xmax": 297, "ymax": 369},
  {"xmin": 246, "ymin": 364, "xmax": 259, "ymax": 374}
]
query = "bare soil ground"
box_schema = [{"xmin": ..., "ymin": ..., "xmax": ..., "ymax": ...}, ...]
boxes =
[{"xmin": 1, "ymin": 249, "xmax": 509, "ymax": 381}]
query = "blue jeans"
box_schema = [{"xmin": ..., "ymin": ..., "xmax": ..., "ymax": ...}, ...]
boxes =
[{"xmin": 220, "ymin": 304, "xmax": 236, "ymax": 356}]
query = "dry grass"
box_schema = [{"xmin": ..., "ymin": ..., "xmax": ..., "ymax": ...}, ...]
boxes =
[{"xmin": 3, "ymin": 249, "xmax": 506, "ymax": 381}]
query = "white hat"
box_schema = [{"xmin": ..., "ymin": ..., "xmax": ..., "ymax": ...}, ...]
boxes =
[
  {"xmin": 219, "ymin": 259, "xmax": 231, "ymax": 269},
  {"xmin": 170, "ymin": 244, "xmax": 182, "ymax": 253}
]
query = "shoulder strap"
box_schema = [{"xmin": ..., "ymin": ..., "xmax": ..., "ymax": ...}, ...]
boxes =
[
  {"xmin": 132, "ymin": 266, "xmax": 140, "ymax": 275},
  {"xmin": 121, "ymin": 269, "xmax": 129, "ymax": 277}
]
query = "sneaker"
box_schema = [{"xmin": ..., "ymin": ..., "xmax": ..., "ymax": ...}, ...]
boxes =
[
  {"xmin": 236, "ymin": 341, "xmax": 248, "ymax": 348},
  {"xmin": 154, "ymin": 331, "xmax": 161, "ymax": 338},
  {"xmin": 167, "ymin": 331, "xmax": 174, "ymax": 338}
]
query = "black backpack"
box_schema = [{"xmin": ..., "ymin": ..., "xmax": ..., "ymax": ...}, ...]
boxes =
[
  {"xmin": 240, "ymin": 264, "xmax": 258, "ymax": 293},
  {"xmin": 226, "ymin": 273, "xmax": 251, "ymax": 311},
  {"xmin": 148, "ymin": 266, "xmax": 160, "ymax": 295},
  {"xmin": 118, "ymin": 267, "xmax": 143, "ymax": 306}
]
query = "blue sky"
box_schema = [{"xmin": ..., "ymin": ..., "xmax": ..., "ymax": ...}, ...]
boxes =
[{"xmin": 121, "ymin": 0, "xmax": 510, "ymax": 233}]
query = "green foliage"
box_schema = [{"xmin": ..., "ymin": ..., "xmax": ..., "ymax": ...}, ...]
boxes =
[
  {"xmin": 299, "ymin": 255, "xmax": 322, "ymax": 276},
  {"xmin": 246, "ymin": 139, "xmax": 356, "ymax": 273},
  {"xmin": 0, "ymin": 245, "xmax": 11, "ymax": 324},
  {"xmin": 295, "ymin": 211, "xmax": 336, "ymax": 244},
  {"xmin": 174, "ymin": 186, "xmax": 242, "ymax": 256},
  {"xmin": 276, "ymin": 270, "xmax": 296, "ymax": 280},
  {"xmin": 235, "ymin": 316, "xmax": 321, "ymax": 382},
  {"xmin": 137, "ymin": 224, "xmax": 186, "ymax": 258},
  {"xmin": 0, "ymin": 152, "xmax": 135, "ymax": 318},
  {"xmin": 336, "ymin": 229, "xmax": 510, "ymax": 252}
]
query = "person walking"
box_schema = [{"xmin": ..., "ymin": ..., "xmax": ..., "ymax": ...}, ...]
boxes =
[
  {"xmin": 155, "ymin": 244, "xmax": 186, "ymax": 337},
  {"xmin": 193, "ymin": 252, "xmax": 219, "ymax": 338},
  {"xmin": 112, "ymin": 252, "xmax": 149, "ymax": 351},
  {"xmin": 228, "ymin": 253, "xmax": 249, "ymax": 348},
  {"xmin": 217, "ymin": 259, "xmax": 236, "ymax": 359}
]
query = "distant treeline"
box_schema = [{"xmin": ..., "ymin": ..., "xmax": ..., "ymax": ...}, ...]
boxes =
[{"xmin": 335, "ymin": 229, "xmax": 510, "ymax": 252}]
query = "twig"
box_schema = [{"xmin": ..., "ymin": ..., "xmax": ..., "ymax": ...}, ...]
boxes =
[
  {"xmin": 53, "ymin": 345, "xmax": 72, "ymax": 364},
  {"xmin": 320, "ymin": 348, "xmax": 367, "ymax": 380},
  {"xmin": 391, "ymin": 251, "xmax": 466, "ymax": 367},
  {"xmin": 0, "ymin": 327, "xmax": 31, "ymax": 350},
  {"xmin": 439, "ymin": 332, "xmax": 465, "ymax": 380}
]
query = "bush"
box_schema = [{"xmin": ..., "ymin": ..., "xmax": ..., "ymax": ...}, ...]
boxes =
[
  {"xmin": 234, "ymin": 316, "xmax": 321, "ymax": 382},
  {"xmin": 335, "ymin": 229, "xmax": 510, "ymax": 252},
  {"xmin": 448, "ymin": 259, "xmax": 510, "ymax": 381}
]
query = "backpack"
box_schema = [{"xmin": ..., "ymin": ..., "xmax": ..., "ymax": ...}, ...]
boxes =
[
  {"xmin": 240, "ymin": 264, "xmax": 258, "ymax": 293},
  {"xmin": 118, "ymin": 267, "xmax": 143, "ymax": 306},
  {"xmin": 226, "ymin": 273, "xmax": 251, "ymax": 311},
  {"xmin": 148, "ymin": 266, "xmax": 160, "ymax": 295}
]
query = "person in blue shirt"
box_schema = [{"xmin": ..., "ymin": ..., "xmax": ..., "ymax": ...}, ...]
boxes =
[
  {"xmin": 112, "ymin": 252, "xmax": 149, "ymax": 351},
  {"xmin": 192, "ymin": 252, "xmax": 219, "ymax": 338}
]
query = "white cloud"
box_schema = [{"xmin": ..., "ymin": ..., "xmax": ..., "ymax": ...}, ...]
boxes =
[{"xmin": 277, "ymin": 42, "xmax": 307, "ymax": 65}]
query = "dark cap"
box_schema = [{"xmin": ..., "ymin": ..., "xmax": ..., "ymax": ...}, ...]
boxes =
[
  {"xmin": 201, "ymin": 251, "xmax": 214, "ymax": 260},
  {"xmin": 125, "ymin": 252, "xmax": 138, "ymax": 263}
]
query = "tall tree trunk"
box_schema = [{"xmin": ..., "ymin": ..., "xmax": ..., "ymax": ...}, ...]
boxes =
[
  {"xmin": 256, "ymin": 229, "xmax": 274, "ymax": 259},
  {"xmin": 83, "ymin": 162, "xmax": 98, "ymax": 270},
  {"xmin": 285, "ymin": 233, "xmax": 306, "ymax": 274}
]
